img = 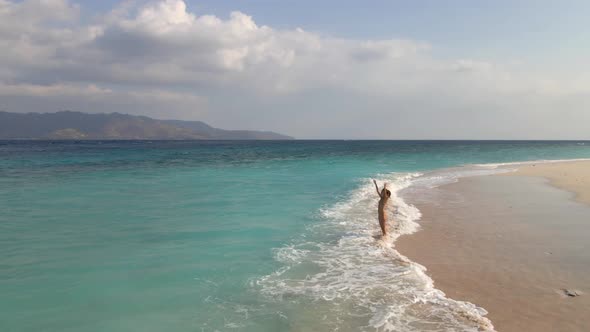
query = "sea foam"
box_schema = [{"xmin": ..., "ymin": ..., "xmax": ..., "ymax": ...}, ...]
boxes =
[
  {"xmin": 256, "ymin": 169, "xmax": 501, "ymax": 331},
  {"xmin": 472, "ymin": 158, "xmax": 590, "ymax": 169}
]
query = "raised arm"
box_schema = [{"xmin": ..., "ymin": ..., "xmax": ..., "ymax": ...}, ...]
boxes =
[{"xmin": 373, "ymin": 179, "xmax": 383, "ymax": 198}]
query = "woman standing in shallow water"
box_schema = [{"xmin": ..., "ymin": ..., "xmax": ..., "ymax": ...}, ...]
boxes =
[{"xmin": 373, "ymin": 179, "xmax": 392, "ymax": 237}]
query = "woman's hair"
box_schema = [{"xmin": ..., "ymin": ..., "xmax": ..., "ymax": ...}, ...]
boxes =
[{"xmin": 386, "ymin": 189, "xmax": 391, "ymax": 197}]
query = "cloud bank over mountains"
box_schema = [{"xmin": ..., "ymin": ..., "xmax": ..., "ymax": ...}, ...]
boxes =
[{"xmin": 1, "ymin": 0, "xmax": 588, "ymax": 138}]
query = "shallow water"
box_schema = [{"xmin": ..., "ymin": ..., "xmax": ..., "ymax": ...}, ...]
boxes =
[{"xmin": 1, "ymin": 140, "xmax": 590, "ymax": 331}]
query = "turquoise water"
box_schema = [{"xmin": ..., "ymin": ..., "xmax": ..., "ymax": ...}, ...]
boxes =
[{"xmin": 1, "ymin": 141, "xmax": 590, "ymax": 332}]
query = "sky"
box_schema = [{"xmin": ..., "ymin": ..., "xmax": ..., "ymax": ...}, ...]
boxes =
[{"xmin": 1, "ymin": 0, "xmax": 589, "ymax": 139}]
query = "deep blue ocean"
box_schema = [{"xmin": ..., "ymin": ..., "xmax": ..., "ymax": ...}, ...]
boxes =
[{"xmin": 2, "ymin": 140, "xmax": 589, "ymax": 332}]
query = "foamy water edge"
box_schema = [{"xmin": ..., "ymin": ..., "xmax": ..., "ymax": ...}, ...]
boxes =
[{"xmin": 255, "ymin": 159, "xmax": 589, "ymax": 331}]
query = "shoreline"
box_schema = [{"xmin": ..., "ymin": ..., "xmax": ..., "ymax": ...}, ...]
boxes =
[
  {"xmin": 395, "ymin": 160, "xmax": 590, "ymax": 332},
  {"xmin": 501, "ymin": 160, "xmax": 590, "ymax": 205}
]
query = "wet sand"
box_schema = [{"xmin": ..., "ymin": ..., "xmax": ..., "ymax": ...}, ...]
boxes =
[
  {"xmin": 504, "ymin": 160, "xmax": 590, "ymax": 205},
  {"xmin": 396, "ymin": 163, "xmax": 590, "ymax": 332}
]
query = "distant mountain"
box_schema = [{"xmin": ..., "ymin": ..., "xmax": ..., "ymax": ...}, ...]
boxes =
[
  {"xmin": 0, "ymin": 111, "xmax": 293, "ymax": 140},
  {"xmin": 161, "ymin": 119, "xmax": 292, "ymax": 140}
]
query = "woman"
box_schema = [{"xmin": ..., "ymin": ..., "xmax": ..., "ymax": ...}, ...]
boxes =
[{"xmin": 373, "ymin": 179, "xmax": 391, "ymax": 236}]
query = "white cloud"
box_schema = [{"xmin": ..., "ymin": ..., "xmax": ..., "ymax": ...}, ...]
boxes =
[{"xmin": 0, "ymin": 0, "xmax": 589, "ymax": 138}]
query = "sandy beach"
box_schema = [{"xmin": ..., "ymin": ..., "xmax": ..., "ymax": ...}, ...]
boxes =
[
  {"xmin": 397, "ymin": 161, "xmax": 590, "ymax": 332},
  {"xmin": 504, "ymin": 160, "xmax": 590, "ymax": 205}
]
